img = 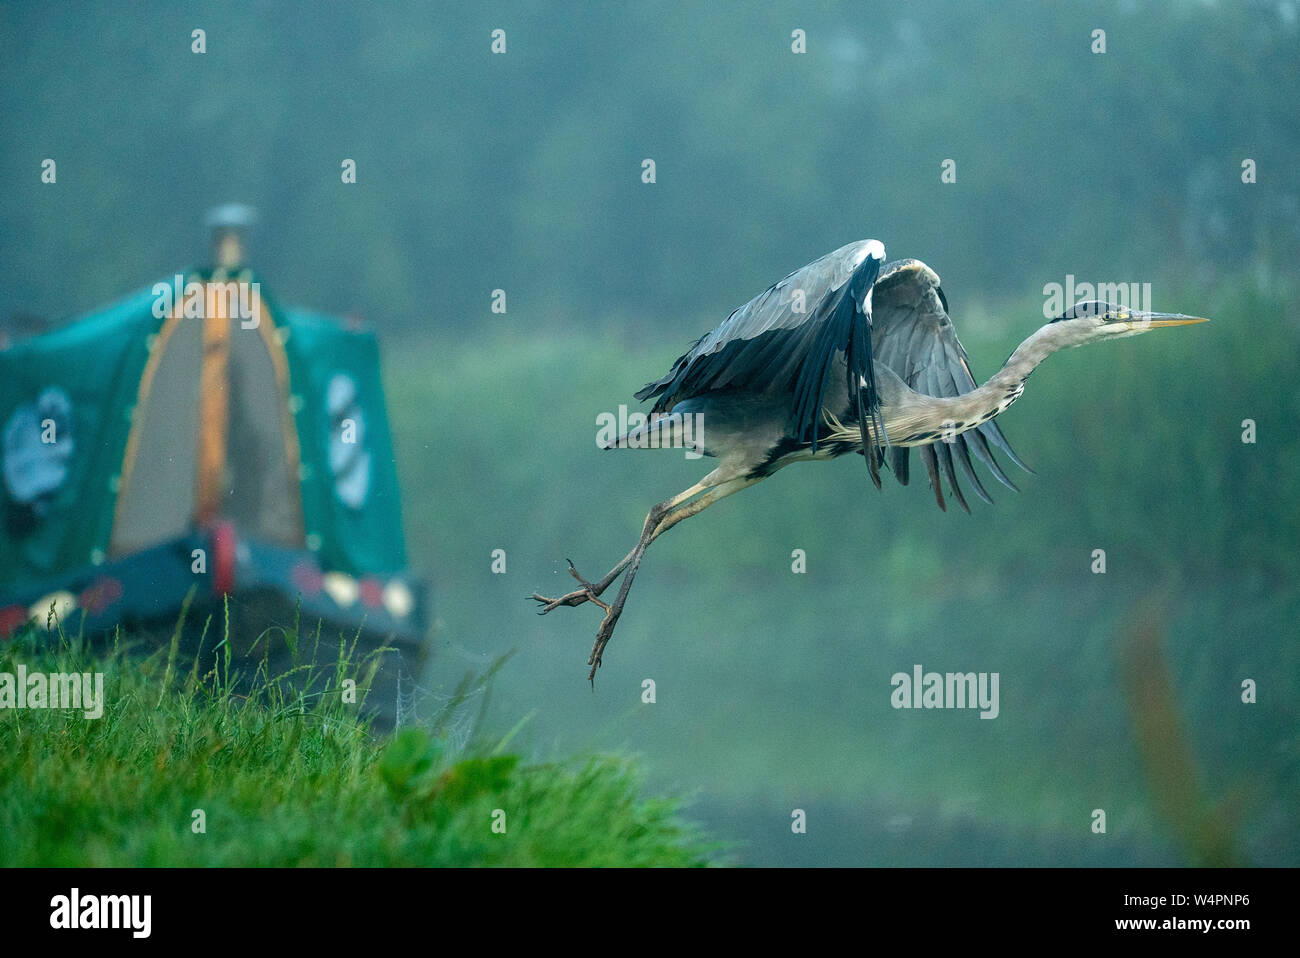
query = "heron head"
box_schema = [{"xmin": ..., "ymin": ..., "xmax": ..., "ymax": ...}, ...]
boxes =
[{"xmin": 1049, "ymin": 301, "xmax": 1209, "ymax": 342}]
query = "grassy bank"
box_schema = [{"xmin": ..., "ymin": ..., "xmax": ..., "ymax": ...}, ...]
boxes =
[{"xmin": 0, "ymin": 616, "xmax": 718, "ymax": 867}]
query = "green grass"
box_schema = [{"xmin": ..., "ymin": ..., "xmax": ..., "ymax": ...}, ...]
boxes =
[{"xmin": 0, "ymin": 611, "xmax": 719, "ymax": 867}]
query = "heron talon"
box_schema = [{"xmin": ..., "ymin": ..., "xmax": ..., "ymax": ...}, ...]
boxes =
[
  {"xmin": 585, "ymin": 604, "xmax": 622, "ymax": 678},
  {"xmin": 529, "ymin": 555, "xmax": 634, "ymax": 678},
  {"xmin": 530, "ymin": 581, "xmax": 609, "ymax": 614},
  {"xmin": 529, "ymin": 557, "xmax": 621, "ymax": 616},
  {"xmin": 566, "ymin": 562, "xmax": 599, "ymax": 591}
]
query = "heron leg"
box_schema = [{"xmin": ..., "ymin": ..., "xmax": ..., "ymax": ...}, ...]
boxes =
[
  {"xmin": 584, "ymin": 475, "xmax": 757, "ymax": 680},
  {"xmin": 529, "ymin": 478, "xmax": 712, "ymax": 613}
]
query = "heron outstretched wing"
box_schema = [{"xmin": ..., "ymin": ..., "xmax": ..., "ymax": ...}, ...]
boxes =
[
  {"xmin": 871, "ymin": 258, "xmax": 1032, "ymax": 512},
  {"xmin": 635, "ymin": 239, "xmax": 888, "ymax": 483}
]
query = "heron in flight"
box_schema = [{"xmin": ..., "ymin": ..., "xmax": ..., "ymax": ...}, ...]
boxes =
[{"xmin": 531, "ymin": 239, "xmax": 1208, "ymax": 679}]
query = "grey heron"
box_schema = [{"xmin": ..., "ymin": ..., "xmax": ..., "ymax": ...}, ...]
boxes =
[{"xmin": 531, "ymin": 239, "xmax": 1208, "ymax": 680}]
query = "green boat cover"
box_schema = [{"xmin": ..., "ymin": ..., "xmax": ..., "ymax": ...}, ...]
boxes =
[{"xmin": 0, "ymin": 269, "xmax": 408, "ymax": 589}]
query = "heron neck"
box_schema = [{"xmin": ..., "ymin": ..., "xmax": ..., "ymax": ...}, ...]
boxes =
[
  {"xmin": 986, "ymin": 323, "xmax": 1064, "ymax": 394},
  {"xmin": 901, "ymin": 324, "xmax": 1066, "ymax": 439},
  {"xmin": 868, "ymin": 322, "xmax": 1083, "ymax": 445}
]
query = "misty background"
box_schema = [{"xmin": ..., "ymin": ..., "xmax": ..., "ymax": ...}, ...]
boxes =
[{"xmin": 2, "ymin": 0, "xmax": 1297, "ymax": 865}]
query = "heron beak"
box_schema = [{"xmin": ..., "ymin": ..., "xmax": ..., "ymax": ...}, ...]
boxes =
[{"xmin": 1110, "ymin": 311, "xmax": 1210, "ymax": 331}]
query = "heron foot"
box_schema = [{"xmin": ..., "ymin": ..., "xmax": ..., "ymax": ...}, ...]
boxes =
[
  {"xmin": 586, "ymin": 601, "xmax": 625, "ymax": 682},
  {"xmin": 529, "ymin": 560, "xmax": 615, "ymax": 614},
  {"xmin": 530, "ymin": 557, "xmax": 637, "ymax": 683}
]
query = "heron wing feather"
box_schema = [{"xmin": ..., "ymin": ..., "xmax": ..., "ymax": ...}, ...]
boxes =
[
  {"xmin": 870, "ymin": 259, "xmax": 1031, "ymax": 508},
  {"xmin": 635, "ymin": 240, "xmax": 886, "ymax": 462}
]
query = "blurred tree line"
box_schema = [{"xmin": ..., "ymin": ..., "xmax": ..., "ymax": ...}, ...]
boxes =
[{"xmin": 2, "ymin": 0, "xmax": 1296, "ymax": 337}]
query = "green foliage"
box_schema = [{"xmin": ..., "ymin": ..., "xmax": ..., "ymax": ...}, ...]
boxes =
[
  {"xmin": 379, "ymin": 727, "xmax": 445, "ymax": 799},
  {"xmin": 0, "ymin": 617, "xmax": 717, "ymax": 867}
]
